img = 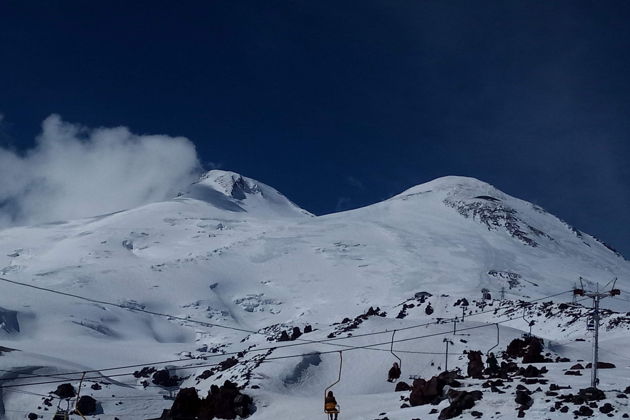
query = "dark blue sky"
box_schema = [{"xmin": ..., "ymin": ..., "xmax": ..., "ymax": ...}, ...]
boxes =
[{"xmin": 1, "ymin": 1, "xmax": 629, "ymax": 257}]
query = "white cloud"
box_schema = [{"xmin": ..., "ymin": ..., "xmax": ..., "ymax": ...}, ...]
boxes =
[{"xmin": 0, "ymin": 115, "xmax": 201, "ymax": 226}]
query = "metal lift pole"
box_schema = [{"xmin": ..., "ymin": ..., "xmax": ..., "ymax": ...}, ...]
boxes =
[
  {"xmin": 573, "ymin": 278, "xmax": 621, "ymax": 389},
  {"xmin": 591, "ymin": 294, "xmax": 600, "ymax": 388}
]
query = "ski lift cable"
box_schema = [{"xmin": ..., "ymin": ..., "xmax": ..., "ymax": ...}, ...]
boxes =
[
  {"xmin": 4, "ymin": 387, "xmax": 169, "ymax": 402},
  {"xmin": 0, "ymin": 340, "xmax": 445, "ymax": 384},
  {"xmin": 0, "ymin": 276, "xmax": 571, "ymax": 368},
  {"xmin": 0, "ymin": 326, "xmax": 458, "ymax": 384},
  {"xmin": 0, "ymin": 303, "xmax": 541, "ymax": 387},
  {"xmin": 0, "ymin": 275, "xmax": 571, "ymax": 343},
  {"xmin": 0, "ymin": 275, "xmax": 572, "ymax": 367},
  {"xmin": 0, "ymin": 276, "xmax": 474, "ymax": 348},
  {"xmin": 0, "ymin": 276, "xmax": 257, "ymax": 335},
  {"xmin": 0, "ymin": 313, "xmax": 525, "ymax": 390},
  {"xmin": 0, "ymin": 331, "xmax": 474, "ymax": 390},
  {"xmin": 2, "ymin": 308, "xmax": 612, "ymax": 398},
  {"xmin": 0, "ymin": 287, "xmax": 572, "ymax": 384}
]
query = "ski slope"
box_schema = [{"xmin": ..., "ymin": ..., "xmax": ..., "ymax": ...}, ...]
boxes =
[{"xmin": 0, "ymin": 171, "xmax": 629, "ymax": 419}]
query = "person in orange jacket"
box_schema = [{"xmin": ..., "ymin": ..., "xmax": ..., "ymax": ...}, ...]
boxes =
[{"xmin": 324, "ymin": 390, "xmax": 339, "ymax": 420}]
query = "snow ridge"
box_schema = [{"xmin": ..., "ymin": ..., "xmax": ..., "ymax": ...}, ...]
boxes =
[{"xmin": 0, "ymin": 172, "xmax": 629, "ymax": 419}]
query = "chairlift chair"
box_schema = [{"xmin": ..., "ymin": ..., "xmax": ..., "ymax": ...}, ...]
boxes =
[
  {"xmin": 522, "ymin": 307, "xmax": 536, "ymax": 336},
  {"xmin": 53, "ymin": 399, "xmax": 71, "ymax": 420},
  {"xmin": 52, "ymin": 411, "xmax": 68, "ymax": 420}
]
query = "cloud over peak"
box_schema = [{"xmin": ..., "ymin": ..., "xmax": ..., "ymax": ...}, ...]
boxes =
[{"xmin": 0, "ymin": 115, "xmax": 201, "ymax": 227}]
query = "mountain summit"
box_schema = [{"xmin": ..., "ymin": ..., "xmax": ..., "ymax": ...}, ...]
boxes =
[
  {"xmin": 0, "ymin": 172, "xmax": 628, "ymax": 419},
  {"xmin": 179, "ymin": 170, "xmax": 312, "ymax": 218}
]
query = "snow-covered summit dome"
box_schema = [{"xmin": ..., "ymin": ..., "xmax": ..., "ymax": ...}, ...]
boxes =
[
  {"xmin": 179, "ymin": 170, "xmax": 313, "ymax": 218},
  {"xmin": 198, "ymin": 170, "xmax": 263, "ymax": 200},
  {"xmin": 393, "ymin": 176, "xmax": 506, "ymax": 201}
]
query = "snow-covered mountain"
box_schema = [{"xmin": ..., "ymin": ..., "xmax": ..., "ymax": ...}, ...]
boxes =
[
  {"xmin": 179, "ymin": 170, "xmax": 313, "ymax": 219},
  {"xmin": 1, "ymin": 171, "xmax": 629, "ymax": 419}
]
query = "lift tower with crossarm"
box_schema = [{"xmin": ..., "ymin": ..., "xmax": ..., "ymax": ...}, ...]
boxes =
[{"xmin": 573, "ymin": 278, "xmax": 621, "ymax": 389}]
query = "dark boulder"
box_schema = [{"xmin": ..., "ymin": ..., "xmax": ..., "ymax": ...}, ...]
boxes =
[
  {"xmin": 278, "ymin": 331, "xmax": 290, "ymax": 342},
  {"xmin": 520, "ymin": 365, "xmax": 543, "ymax": 378},
  {"xmin": 170, "ymin": 381, "xmax": 253, "ymax": 420},
  {"xmin": 133, "ymin": 366, "xmax": 157, "ymax": 378},
  {"xmin": 395, "ymin": 381, "xmax": 411, "ymax": 392},
  {"xmin": 53, "ymin": 383, "xmax": 76, "ymax": 399},
  {"xmin": 482, "ymin": 379, "xmax": 504, "ymax": 388},
  {"xmin": 76, "ymin": 396, "xmax": 98, "ymax": 415},
  {"xmin": 565, "ymin": 370, "xmax": 582, "ymax": 376},
  {"xmin": 219, "ymin": 357, "xmax": 238, "ymax": 371},
  {"xmin": 505, "ymin": 335, "xmax": 549, "ymax": 363},
  {"xmin": 438, "ymin": 370, "xmax": 462, "ymax": 388},
  {"xmin": 170, "ymin": 387, "xmax": 201, "ymax": 419},
  {"xmin": 585, "ymin": 362, "xmax": 616, "ymax": 369},
  {"xmin": 522, "ymin": 337, "xmax": 546, "ymax": 363},
  {"xmin": 438, "ymin": 390, "xmax": 483, "ymax": 419},
  {"xmin": 578, "ymin": 387, "xmax": 606, "ymax": 401},
  {"xmin": 454, "ymin": 298, "xmax": 469, "ymax": 307},
  {"xmin": 409, "ymin": 371, "xmax": 461, "ymax": 406},
  {"xmin": 290, "ymin": 327, "xmax": 302, "ymax": 340},
  {"xmin": 152, "ymin": 369, "xmax": 180, "ymax": 387},
  {"xmin": 574, "ymin": 406, "xmax": 594, "ymax": 416},
  {"xmin": 506, "ymin": 338, "xmax": 526, "ymax": 358},
  {"xmin": 410, "ymin": 377, "xmax": 442, "ymax": 406},
  {"xmin": 202, "ymin": 380, "xmax": 253, "ymax": 419},
  {"xmin": 599, "ymin": 403, "xmax": 615, "ymax": 414},
  {"xmin": 515, "ymin": 390, "xmax": 533, "ymax": 409},
  {"xmin": 197, "ymin": 370, "xmax": 213, "ymax": 381}
]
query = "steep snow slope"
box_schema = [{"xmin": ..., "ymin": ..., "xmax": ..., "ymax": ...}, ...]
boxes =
[{"xmin": 0, "ymin": 172, "xmax": 628, "ymax": 419}]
